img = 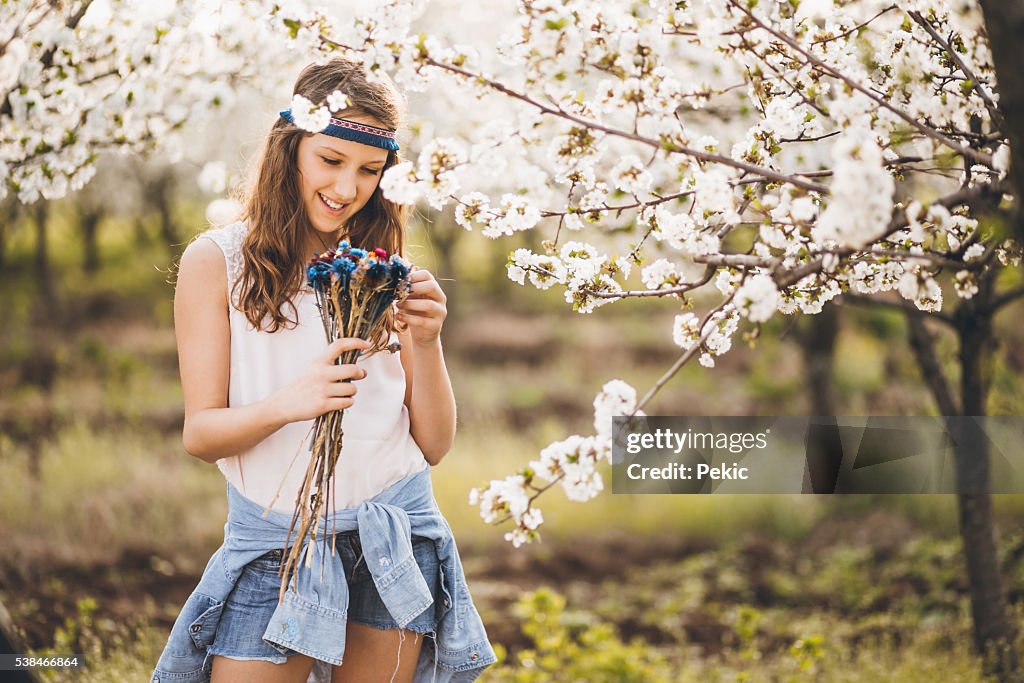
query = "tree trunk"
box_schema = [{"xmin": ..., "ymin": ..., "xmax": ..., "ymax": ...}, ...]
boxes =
[
  {"xmin": 902, "ymin": 273, "xmax": 1020, "ymax": 681},
  {"xmin": 148, "ymin": 170, "xmax": 179, "ymax": 252},
  {"xmin": 953, "ymin": 276, "xmax": 1021, "ymax": 680},
  {"xmin": 80, "ymin": 207, "xmax": 103, "ymax": 273},
  {"xmin": 134, "ymin": 215, "xmax": 150, "ymax": 248},
  {"xmin": 0, "ymin": 199, "xmax": 17, "ymax": 269},
  {"xmin": 978, "ymin": 0, "xmax": 1024, "ymax": 245},
  {"xmin": 797, "ymin": 303, "xmax": 839, "ymax": 416},
  {"xmin": 795, "ymin": 304, "xmax": 842, "ymax": 493},
  {"xmin": 32, "ymin": 202, "xmax": 56, "ymax": 303}
]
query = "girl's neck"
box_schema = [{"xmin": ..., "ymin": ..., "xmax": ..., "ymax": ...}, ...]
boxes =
[{"xmin": 306, "ymin": 228, "xmax": 346, "ymax": 255}]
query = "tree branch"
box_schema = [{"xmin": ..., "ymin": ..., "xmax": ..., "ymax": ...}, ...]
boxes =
[
  {"xmin": 1, "ymin": 0, "xmax": 97, "ymax": 117},
  {"xmin": 729, "ymin": 1, "xmax": 994, "ymax": 167},
  {"xmin": 416, "ymin": 54, "xmax": 830, "ymax": 193},
  {"xmin": 986, "ymin": 285, "xmax": 1024, "ymax": 314},
  {"xmin": 636, "ymin": 292, "xmax": 738, "ymax": 413},
  {"xmin": 810, "ymin": 5, "xmax": 898, "ymax": 46},
  {"xmin": 908, "ymin": 10, "xmax": 1004, "ymax": 130},
  {"xmin": 904, "ymin": 312, "xmax": 961, "ymax": 416},
  {"xmin": 692, "ymin": 253, "xmax": 777, "ymax": 269},
  {"xmin": 320, "ymin": 30, "xmax": 830, "ymax": 194},
  {"xmin": 773, "ymin": 181, "xmax": 1006, "ymax": 289},
  {"xmin": 843, "ymin": 291, "xmax": 956, "ymax": 327}
]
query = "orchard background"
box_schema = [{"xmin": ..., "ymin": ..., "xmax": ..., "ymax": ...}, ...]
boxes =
[{"xmin": 2, "ymin": 0, "xmax": 1024, "ymax": 680}]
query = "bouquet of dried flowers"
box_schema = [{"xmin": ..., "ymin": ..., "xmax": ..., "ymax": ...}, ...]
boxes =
[{"xmin": 276, "ymin": 240, "xmax": 412, "ymax": 602}]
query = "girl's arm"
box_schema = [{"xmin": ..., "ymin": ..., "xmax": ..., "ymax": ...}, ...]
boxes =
[
  {"xmin": 174, "ymin": 238, "xmax": 368, "ymax": 463},
  {"xmin": 397, "ymin": 269, "xmax": 456, "ymax": 466}
]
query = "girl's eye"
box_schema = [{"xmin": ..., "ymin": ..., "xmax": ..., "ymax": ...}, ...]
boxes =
[
  {"xmin": 320, "ymin": 157, "xmax": 340, "ymax": 166},
  {"xmin": 362, "ymin": 168, "xmax": 381, "ymax": 176}
]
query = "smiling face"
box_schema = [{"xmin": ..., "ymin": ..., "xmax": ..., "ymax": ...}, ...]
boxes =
[{"xmin": 295, "ymin": 115, "xmax": 390, "ymax": 247}]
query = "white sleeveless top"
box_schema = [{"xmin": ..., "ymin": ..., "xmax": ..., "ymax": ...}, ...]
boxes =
[{"xmin": 199, "ymin": 221, "xmax": 428, "ymax": 513}]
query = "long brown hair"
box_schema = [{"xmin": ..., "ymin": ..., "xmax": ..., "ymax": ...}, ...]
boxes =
[{"xmin": 237, "ymin": 58, "xmax": 408, "ymax": 348}]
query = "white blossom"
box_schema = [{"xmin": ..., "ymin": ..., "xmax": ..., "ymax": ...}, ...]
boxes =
[
  {"xmin": 290, "ymin": 93, "xmax": 331, "ymax": 133},
  {"xmin": 734, "ymin": 274, "xmax": 780, "ymax": 323},
  {"xmin": 814, "ymin": 134, "xmax": 895, "ymax": 248},
  {"xmin": 379, "ymin": 160, "xmax": 422, "ymax": 205},
  {"xmin": 641, "ymin": 259, "xmax": 681, "ymax": 290},
  {"xmin": 610, "ymin": 155, "xmax": 652, "ymax": 194},
  {"xmin": 326, "ymin": 90, "xmax": 350, "ymax": 112},
  {"xmin": 963, "ymin": 243, "xmax": 985, "ymax": 263}
]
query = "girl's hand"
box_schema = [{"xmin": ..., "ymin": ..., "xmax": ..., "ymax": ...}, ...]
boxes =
[
  {"xmin": 269, "ymin": 337, "xmax": 370, "ymax": 423},
  {"xmin": 397, "ymin": 269, "xmax": 448, "ymax": 346}
]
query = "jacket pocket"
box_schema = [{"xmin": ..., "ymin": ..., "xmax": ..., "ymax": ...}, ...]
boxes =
[
  {"xmin": 434, "ymin": 638, "xmax": 497, "ymax": 672},
  {"xmin": 153, "ymin": 594, "xmax": 225, "ymax": 678},
  {"xmin": 188, "ymin": 595, "xmax": 225, "ymax": 650}
]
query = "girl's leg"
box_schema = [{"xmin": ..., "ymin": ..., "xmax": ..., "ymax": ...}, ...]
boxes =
[
  {"xmin": 330, "ymin": 622, "xmax": 425, "ymax": 683},
  {"xmin": 211, "ymin": 653, "xmax": 315, "ymax": 683}
]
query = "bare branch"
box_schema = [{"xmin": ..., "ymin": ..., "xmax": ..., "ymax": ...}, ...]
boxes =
[
  {"xmin": 905, "ymin": 313, "xmax": 961, "ymax": 416},
  {"xmin": 537, "ymin": 189, "xmax": 695, "ymax": 218},
  {"xmin": 987, "ymin": 285, "xmax": 1024, "ymax": 314},
  {"xmin": 734, "ymin": 155, "xmax": 927, "ymax": 186},
  {"xmin": 693, "ymin": 253, "xmax": 777, "ymax": 269}
]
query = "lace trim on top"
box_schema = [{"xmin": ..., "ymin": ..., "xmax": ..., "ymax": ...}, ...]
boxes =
[{"xmin": 198, "ymin": 221, "xmax": 247, "ymax": 309}]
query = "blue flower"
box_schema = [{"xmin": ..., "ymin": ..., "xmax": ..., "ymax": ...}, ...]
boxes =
[
  {"xmin": 331, "ymin": 258, "xmax": 356, "ymax": 277},
  {"xmin": 307, "ymin": 262, "xmax": 332, "ymax": 291}
]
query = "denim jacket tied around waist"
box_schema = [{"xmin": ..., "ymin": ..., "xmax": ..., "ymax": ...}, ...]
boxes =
[{"xmin": 151, "ymin": 466, "xmax": 496, "ymax": 683}]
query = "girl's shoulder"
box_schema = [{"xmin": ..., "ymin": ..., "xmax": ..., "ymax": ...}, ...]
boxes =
[
  {"xmin": 199, "ymin": 220, "xmax": 249, "ymax": 251},
  {"xmin": 195, "ymin": 220, "xmax": 249, "ymax": 291}
]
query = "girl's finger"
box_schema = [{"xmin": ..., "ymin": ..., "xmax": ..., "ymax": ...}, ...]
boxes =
[
  {"xmin": 404, "ymin": 285, "xmax": 445, "ymax": 303},
  {"xmin": 399, "ymin": 298, "xmax": 441, "ymax": 312}
]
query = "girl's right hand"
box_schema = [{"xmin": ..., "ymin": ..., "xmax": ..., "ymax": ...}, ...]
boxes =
[{"xmin": 270, "ymin": 337, "xmax": 371, "ymax": 424}]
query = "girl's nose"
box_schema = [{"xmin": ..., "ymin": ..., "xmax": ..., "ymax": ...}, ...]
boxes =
[{"xmin": 333, "ymin": 172, "xmax": 358, "ymax": 204}]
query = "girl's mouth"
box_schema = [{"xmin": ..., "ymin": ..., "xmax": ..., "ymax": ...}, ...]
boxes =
[{"xmin": 318, "ymin": 192, "xmax": 348, "ymax": 214}]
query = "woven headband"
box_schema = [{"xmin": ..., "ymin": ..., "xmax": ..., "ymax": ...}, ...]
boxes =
[{"xmin": 279, "ymin": 109, "xmax": 400, "ymax": 152}]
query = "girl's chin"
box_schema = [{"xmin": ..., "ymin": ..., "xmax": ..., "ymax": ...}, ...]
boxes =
[{"xmin": 310, "ymin": 216, "xmax": 344, "ymax": 234}]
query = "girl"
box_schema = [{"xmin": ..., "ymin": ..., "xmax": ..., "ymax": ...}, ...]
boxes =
[{"xmin": 151, "ymin": 58, "xmax": 495, "ymax": 683}]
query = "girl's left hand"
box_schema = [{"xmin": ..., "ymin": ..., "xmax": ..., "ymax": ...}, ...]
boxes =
[{"xmin": 397, "ymin": 268, "xmax": 447, "ymax": 346}]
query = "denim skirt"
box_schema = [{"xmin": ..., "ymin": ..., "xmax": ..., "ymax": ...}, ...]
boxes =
[{"xmin": 206, "ymin": 530, "xmax": 442, "ymax": 663}]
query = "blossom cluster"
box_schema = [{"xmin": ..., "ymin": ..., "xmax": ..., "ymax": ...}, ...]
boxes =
[
  {"xmin": 469, "ymin": 379, "xmax": 642, "ymax": 547},
  {"xmin": 1, "ymin": 0, "xmax": 300, "ymax": 203}
]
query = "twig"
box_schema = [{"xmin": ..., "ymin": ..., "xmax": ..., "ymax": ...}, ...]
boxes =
[
  {"xmin": 810, "ymin": 5, "xmax": 899, "ymax": 46},
  {"xmin": 636, "ymin": 291, "xmax": 739, "ymax": 412}
]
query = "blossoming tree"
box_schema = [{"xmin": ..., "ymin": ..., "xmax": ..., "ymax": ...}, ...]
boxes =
[
  {"xmin": 0, "ymin": 0, "xmax": 298, "ymax": 204},
  {"xmin": 266, "ymin": 0, "xmax": 1024, "ymax": 675}
]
